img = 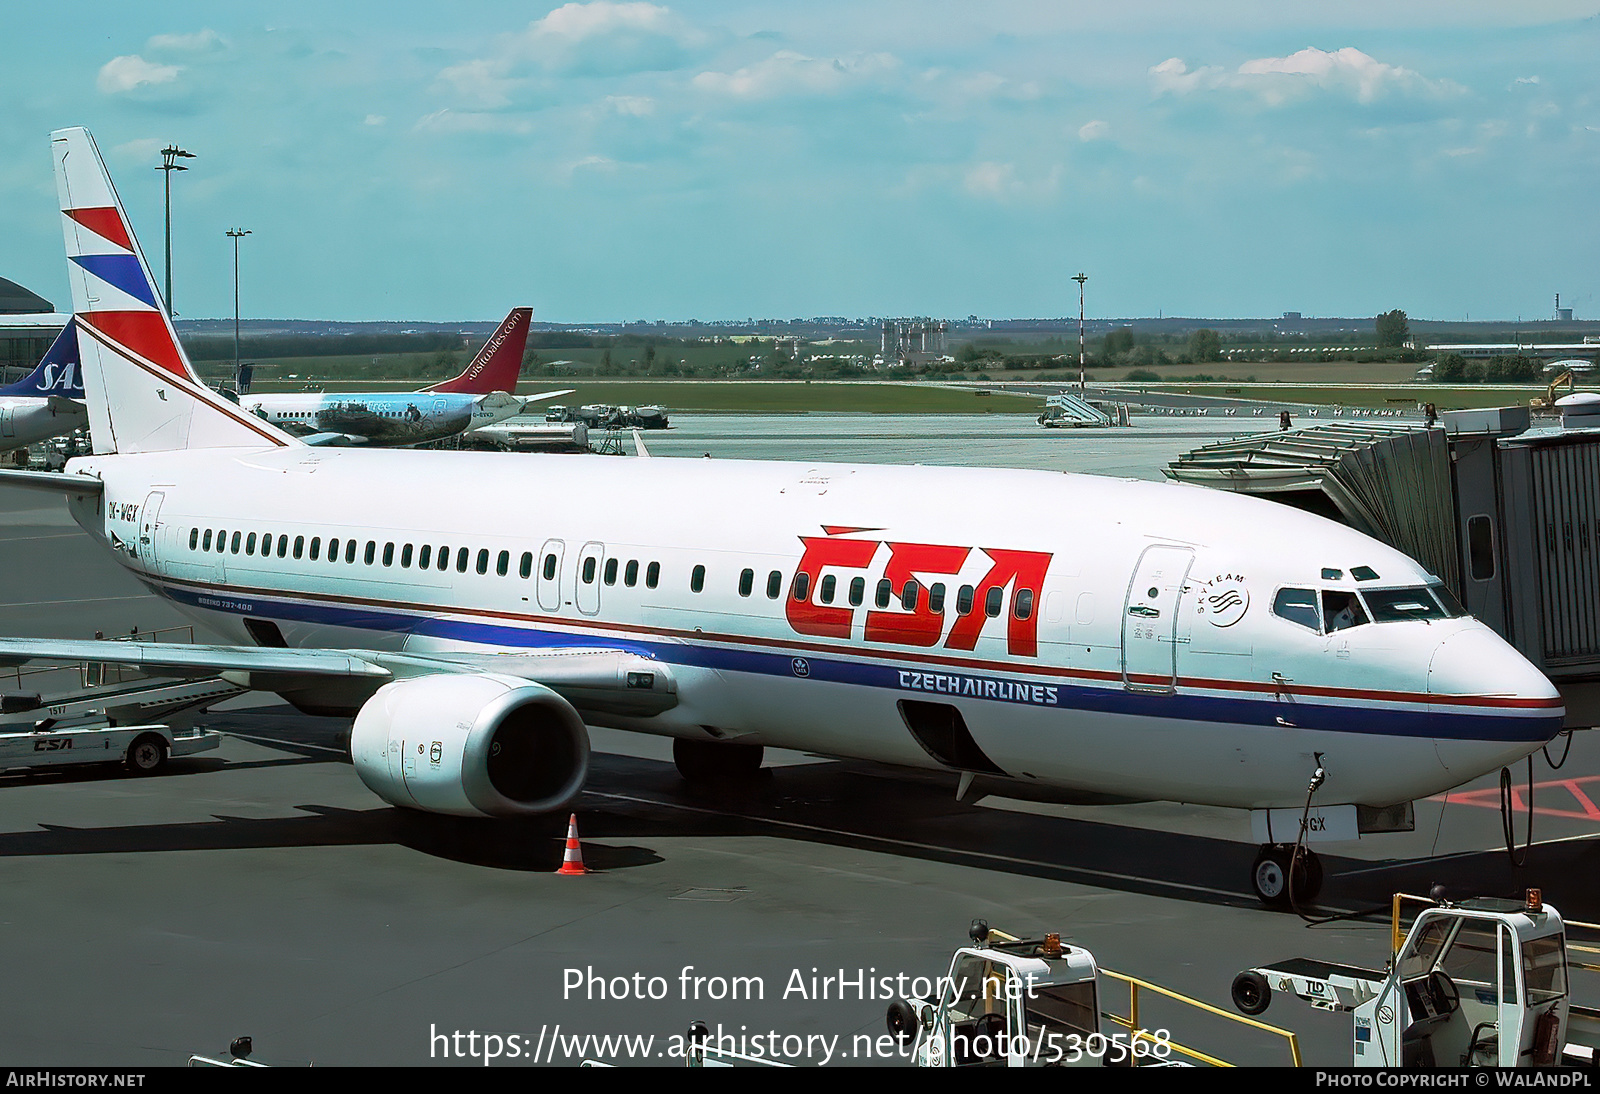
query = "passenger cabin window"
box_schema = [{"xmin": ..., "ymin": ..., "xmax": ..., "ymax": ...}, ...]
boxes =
[
  {"xmin": 875, "ymin": 579, "xmax": 891, "ymax": 608},
  {"xmin": 400, "ymin": 544, "xmax": 413, "ymax": 568},
  {"xmin": 819, "ymin": 575, "xmax": 836, "ymax": 604},
  {"xmin": 690, "ymin": 564, "xmax": 705, "ymax": 593},
  {"xmin": 383, "ymin": 543, "xmax": 395, "ymax": 566},
  {"xmin": 436, "ymin": 546, "xmax": 448, "ymax": 571},
  {"xmin": 901, "ymin": 580, "xmax": 919, "ymax": 611},
  {"xmin": 646, "ymin": 562, "xmax": 660, "ymax": 589},
  {"xmin": 1013, "ymin": 588, "xmax": 1034, "ymax": 620},
  {"xmin": 984, "ymin": 586, "xmax": 1003, "ymax": 618},
  {"xmin": 1273, "ymin": 588, "xmax": 1320, "ymax": 631},
  {"xmin": 519, "ymin": 552, "xmax": 532, "ymax": 579},
  {"xmin": 346, "ymin": 540, "xmax": 357, "ymax": 564},
  {"xmin": 419, "ymin": 545, "xmax": 431, "ymax": 569},
  {"xmin": 497, "ymin": 550, "xmax": 510, "ymax": 577},
  {"xmin": 456, "ymin": 547, "xmax": 469, "ymax": 573},
  {"xmin": 738, "ymin": 569, "xmax": 754, "ymax": 597},
  {"xmin": 247, "ymin": 532, "xmax": 257, "ymax": 555},
  {"xmin": 766, "ymin": 570, "xmax": 781, "ymax": 599},
  {"xmin": 604, "ymin": 559, "xmax": 618, "ymax": 586},
  {"xmin": 584, "ymin": 557, "xmax": 598, "ymax": 584},
  {"xmin": 849, "ymin": 577, "xmax": 865, "ymax": 606},
  {"xmin": 202, "ymin": 530, "xmax": 212, "ymax": 551},
  {"xmin": 544, "ymin": 554, "xmax": 558, "ymax": 580},
  {"xmin": 625, "ymin": 560, "xmax": 639, "ymax": 587},
  {"xmin": 792, "ymin": 572, "xmax": 809, "ymax": 601},
  {"xmin": 309, "ymin": 537, "xmax": 320, "ymax": 561},
  {"xmin": 1322, "ymin": 590, "xmax": 1367, "ymax": 632},
  {"xmin": 294, "ymin": 536, "xmax": 305, "ymax": 560},
  {"xmin": 364, "ymin": 541, "xmax": 376, "ymax": 565},
  {"xmin": 957, "ymin": 585, "xmax": 974, "ymax": 616},
  {"xmin": 476, "ymin": 549, "xmax": 489, "ymax": 575},
  {"xmin": 189, "ymin": 529, "xmax": 198, "ymax": 550},
  {"xmin": 231, "ymin": 532, "xmax": 241, "ymax": 554}
]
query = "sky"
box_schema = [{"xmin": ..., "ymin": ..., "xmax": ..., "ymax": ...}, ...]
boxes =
[{"xmin": 5, "ymin": 1, "xmax": 1600, "ymax": 324}]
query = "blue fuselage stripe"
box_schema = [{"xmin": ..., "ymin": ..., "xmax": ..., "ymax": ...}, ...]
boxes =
[{"xmin": 159, "ymin": 579, "xmax": 1561, "ymax": 744}]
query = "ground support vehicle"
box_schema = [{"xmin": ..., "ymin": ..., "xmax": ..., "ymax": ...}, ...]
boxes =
[
  {"xmin": 1231, "ymin": 890, "xmax": 1600, "ymax": 1067},
  {"xmin": 0, "ymin": 719, "xmax": 218, "ymax": 775},
  {"xmin": 880, "ymin": 921, "xmax": 1301, "ymax": 1067}
]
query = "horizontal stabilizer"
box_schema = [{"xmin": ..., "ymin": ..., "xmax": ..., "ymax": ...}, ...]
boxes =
[{"xmin": 0, "ymin": 469, "xmax": 104, "ymax": 497}]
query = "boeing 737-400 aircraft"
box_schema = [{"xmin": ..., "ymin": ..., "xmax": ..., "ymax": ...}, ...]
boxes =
[
  {"xmin": 239, "ymin": 307, "xmax": 567, "ymax": 446},
  {"xmin": 0, "ymin": 128, "xmax": 1566, "ymax": 906},
  {"xmin": 0, "ymin": 318, "xmax": 86, "ymax": 453}
]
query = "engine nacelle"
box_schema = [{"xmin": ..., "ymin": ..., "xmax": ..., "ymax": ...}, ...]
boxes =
[{"xmin": 350, "ymin": 673, "xmax": 589, "ymax": 817}]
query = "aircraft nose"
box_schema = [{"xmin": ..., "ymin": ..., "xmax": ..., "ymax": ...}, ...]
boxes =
[{"xmin": 1427, "ymin": 626, "xmax": 1563, "ymax": 768}]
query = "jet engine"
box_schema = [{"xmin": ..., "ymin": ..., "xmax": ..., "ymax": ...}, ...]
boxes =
[{"xmin": 349, "ymin": 673, "xmax": 589, "ymax": 817}]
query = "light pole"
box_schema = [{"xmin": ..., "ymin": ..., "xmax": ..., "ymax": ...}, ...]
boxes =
[
  {"xmin": 227, "ymin": 229, "xmax": 251, "ymax": 385},
  {"xmin": 157, "ymin": 145, "xmax": 195, "ymax": 313},
  {"xmin": 1072, "ymin": 272, "xmax": 1088, "ymax": 393}
]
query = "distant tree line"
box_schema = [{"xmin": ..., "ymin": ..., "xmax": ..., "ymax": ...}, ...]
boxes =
[{"xmin": 1430, "ymin": 353, "xmax": 1543, "ymax": 383}]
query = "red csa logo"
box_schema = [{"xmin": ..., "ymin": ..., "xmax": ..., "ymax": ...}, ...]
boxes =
[{"xmin": 785, "ymin": 531, "xmax": 1051, "ymax": 657}]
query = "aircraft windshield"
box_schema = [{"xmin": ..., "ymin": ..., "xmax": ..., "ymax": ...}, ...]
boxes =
[{"xmin": 1361, "ymin": 587, "xmax": 1455, "ymax": 623}]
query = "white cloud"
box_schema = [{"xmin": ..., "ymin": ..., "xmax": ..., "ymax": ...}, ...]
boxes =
[
  {"xmin": 603, "ymin": 95, "xmax": 656, "ymax": 116},
  {"xmin": 414, "ymin": 109, "xmax": 533, "ymax": 135},
  {"xmin": 693, "ymin": 50, "xmax": 897, "ymax": 99},
  {"xmin": 110, "ymin": 138, "xmax": 165, "ymax": 165},
  {"xmin": 97, "ymin": 55, "xmax": 181, "ymax": 94},
  {"xmin": 1078, "ymin": 120, "xmax": 1110, "ymax": 141},
  {"xmin": 364, "ymin": 115, "xmax": 387, "ymax": 126},
  {"xmin": 516, "ymin": 1, "xmax": 705, "ymax": 77},
  {"xmin": 1153, "ymin": 47, "xmax": 1463, "ymax": 106},
  {"xmin": 147, "ymin": 29, "xmax": 225, "ymax": 54}
]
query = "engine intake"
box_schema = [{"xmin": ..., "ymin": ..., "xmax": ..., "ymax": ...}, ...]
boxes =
[{"xmin": 350, "ymin": 673, "xmax": 589, "ymax": 817}]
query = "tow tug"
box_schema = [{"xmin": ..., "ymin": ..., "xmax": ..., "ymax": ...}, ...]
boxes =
[
  {"xmin": 0, "ymin": 632, "xmax": 236, "ymax": 774},
  {"xmin": 1230, "ymin": 889, "xmax": 1600, "ymax": 1067},
  {"xmin": 875, "ymin": 921, "xmax": 1301, "ymax": 1068}
]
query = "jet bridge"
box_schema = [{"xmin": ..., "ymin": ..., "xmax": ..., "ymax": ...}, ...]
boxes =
[{"xmin": 1166, "ymin": 407, "xmax": 1600, "ymax": 725}]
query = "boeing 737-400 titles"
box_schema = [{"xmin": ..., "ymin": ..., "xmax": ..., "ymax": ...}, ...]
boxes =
[{"xmin": 0, "ymin": 128, "xmax": 1566, "ymax": 905}]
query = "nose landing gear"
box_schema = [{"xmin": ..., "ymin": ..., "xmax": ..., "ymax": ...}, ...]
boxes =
[{"xmin": 1251, "ymin": 843, "xmax": 1323, "ymax": 908}]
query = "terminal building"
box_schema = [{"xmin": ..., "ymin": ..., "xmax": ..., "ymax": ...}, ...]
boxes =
[{"xmin": 0, "ymin": 277, "xmax": 68, "ymax": 384}]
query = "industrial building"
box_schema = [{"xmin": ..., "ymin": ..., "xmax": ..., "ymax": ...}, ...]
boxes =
[{"xmin": 0, "ymin": 276, "xmax": 67, "ymax": 384}]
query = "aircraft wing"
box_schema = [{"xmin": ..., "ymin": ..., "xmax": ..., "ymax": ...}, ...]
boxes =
[
  {"xmin": 0, "ymin": 639, "xmax": 677, "ymax": 717},
  {"xmin": 301, "ymin": 432, "xmax": 371, "ymax": 447},
  {"xmin": 519, "ymin": 388, "xmax": 575, "ymax": 412}
]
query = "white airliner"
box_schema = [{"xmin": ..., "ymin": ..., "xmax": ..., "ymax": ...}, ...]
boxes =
[
  {"xmin": 0, "ymin": 318, "xmax": 86, "ymax": 453},
  {"xmin": 238, "ymin": 307, "xmax": 566, "ymax": 447},
  {"xmin": 0, "ymin": 128, "xmax": 1565, "ymax": 905}
]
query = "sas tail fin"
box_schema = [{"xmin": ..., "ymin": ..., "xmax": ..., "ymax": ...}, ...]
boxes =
[
  {"xmin": 51, "ymin": 127, "xmax": 297, "ymax": 454},
  {"xmin": 0, "ymin": 318, "xmax": 83, "ymax": 398},
  {"xmin": 425, "ymin": 306, "xmax": 532, "ymax": 394}
]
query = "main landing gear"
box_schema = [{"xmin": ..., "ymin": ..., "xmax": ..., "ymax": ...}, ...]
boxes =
[
  {"xmin": 1250, "ymin": 843, "xmax": 1323, "ymax": 909},
  {"xmin": 673, "ymin": 737, "xmax": 765, "ymax": 785}
]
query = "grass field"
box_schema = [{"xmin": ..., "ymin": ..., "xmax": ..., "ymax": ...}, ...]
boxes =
[{"xmin": 196, "ymin": 352, "xmax": 1578, "ymax": 414}]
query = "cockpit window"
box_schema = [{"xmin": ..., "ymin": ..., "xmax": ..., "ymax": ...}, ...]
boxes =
[
  {"xmin": 1322, "ymin": 590, "xmax": 1368, "ymax": 632},
  {"xmin": 1273, "ymin": 588, "xmax": 1320, "ymax": 631},
  {"xmin": 1352, "ymin": 566, "xmax": 1380, "ymax": 581},
  {"xmin": 1362, "ymin": 587, "xmax": 1450, "ymax": 623},
  {"xmin": 1429, "ymin": 583, "xmax": 1469, "ymax": 618}
]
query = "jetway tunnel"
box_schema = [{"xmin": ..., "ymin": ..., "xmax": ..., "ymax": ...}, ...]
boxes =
[{"xmin": 1166, "ymin": 405, "xmax": 1600, "ymax": 727}]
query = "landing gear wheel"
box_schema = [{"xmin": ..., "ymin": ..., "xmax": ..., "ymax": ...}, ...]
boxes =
[
  {"xmin": 1250, "ymin": 844, "xmax": 1322, "ymax": 908},
  {"xmin": 125, "ymin": 733, "xmax": 168, "ymax": 775},
  {"xmin": 673, "ymin": 738, "xmax": 764, "ymax": 784}
]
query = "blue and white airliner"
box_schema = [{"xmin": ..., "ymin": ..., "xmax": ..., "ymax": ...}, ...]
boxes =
[
  {"xmin": 0, "ymin": 318, "xmax": 86, "ymax": 452},
  {"xmin": 239, "ymin": 307, "xmax": 565, "ymax": 446},
  {"xmin": 0, "ymin": 128, "xmax": 1565, "ymax": 905}
]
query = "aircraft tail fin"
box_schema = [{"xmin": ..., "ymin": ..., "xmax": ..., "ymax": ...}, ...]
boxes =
[
  {"xmin": 51, "ymin": 127, "xmax": 297, "ymax": 454},
  {"xmin": 0, "ymin": 319, "xmax": 83, "ymax": 398},
  {"xmin": 425, "ymin": 307, "xmax": 532, "ymax": 394}
]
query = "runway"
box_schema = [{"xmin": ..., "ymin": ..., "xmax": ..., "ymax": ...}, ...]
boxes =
[{"xmin": 0, "ymin": 417, "xmax": 1595, "ymax": 1067}]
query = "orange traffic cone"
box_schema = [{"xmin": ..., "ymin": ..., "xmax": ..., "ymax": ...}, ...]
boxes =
[{"xmin": 556, "ymin": 813, "xmax": 588, "ymax": 875}]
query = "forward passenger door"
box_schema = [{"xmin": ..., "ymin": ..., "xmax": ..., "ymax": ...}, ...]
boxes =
[{"xmin": 1121, "ymin": 544, "xmax": 1194, "ymax": 693}]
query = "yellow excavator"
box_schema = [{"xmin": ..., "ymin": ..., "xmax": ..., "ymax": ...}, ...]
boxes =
[{"xmin": 1530, "ymin": 369, "xmax": 1575, "ymax": 409}]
